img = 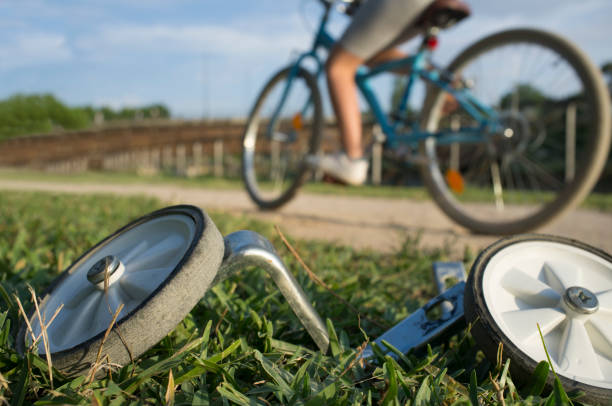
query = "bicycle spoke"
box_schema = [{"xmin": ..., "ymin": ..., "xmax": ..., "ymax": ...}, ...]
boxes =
[
  {"xmin": 502, "ymin": 159, "xmax": 516, "ymax": 192},
  {"xmin": 511, "ymin": 158, "xmax": 527, "ymax": 192},
  {"xmin": 421, "ymin": 29, "xmax": 607, "ymax": 232},
  {"xmin": 547, "ymin": 68, "xmax": 579, "ymax": 98},
  {"xmin": 522, "ymin": 44, "xmax": 542, "ymax": 83},
  {"xmin": 515, "ymin": 154, "xmax": 564, "ymax": 190},
  {"xmin": 462, "ymin": 149, "xmax": 489, "ymax": 183}
]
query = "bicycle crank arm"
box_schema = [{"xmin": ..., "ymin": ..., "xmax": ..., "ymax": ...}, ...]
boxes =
[
  {"xmin": 214, "ymin": 230, "xmax": 330, "ymax": 353},
  {"xmin": 362, "ymin": 282, "xmax": 466, "ymax": 360}
]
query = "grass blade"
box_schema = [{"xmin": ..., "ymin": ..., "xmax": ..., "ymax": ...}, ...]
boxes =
[
  {"xmin": 253, "ymin": 350, "xmax": 294, "ymax": 399},
  {"xmin": 11, "ymin": 357, "xmax": 29, "ymax": 406},
  {"xmin": 525, "ymin": 361, "xmax": 549, "ymax": 396},
  {"xmin": 382, "ymin": 357, "xmax": 399, "ymax": 406},
  {"xmin": 468, "ymin": 369, "xmax": 479, "ymax": 406},
  {"xmin": 165, "ymin": 369, "xmax": 175, "ymax": 406}
]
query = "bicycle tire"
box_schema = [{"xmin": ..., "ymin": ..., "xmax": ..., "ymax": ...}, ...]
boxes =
[
  {"xmin": 420, "ymin": 28, "xmax": 611, "ymax": 235},
  {"xmin": 242, "ymin": 66, "xmax": 323, "ymax": 209},
  {"xmin": 464, "ymin": 234, "xmax": 612, "ymax": 404}
]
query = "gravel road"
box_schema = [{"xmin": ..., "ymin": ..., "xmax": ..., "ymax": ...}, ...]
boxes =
[{"xmin": 1, "ymin": 179, "xmax": 610, "ymax": 258}]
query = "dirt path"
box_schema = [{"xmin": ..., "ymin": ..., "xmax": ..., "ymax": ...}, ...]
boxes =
[{"xmin": 1, "ymin": 179, "xmax": 611, "ymax": 258}]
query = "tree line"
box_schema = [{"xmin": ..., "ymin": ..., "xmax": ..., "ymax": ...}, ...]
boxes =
[{"xmin": 0, "ymin": 94, "xmax": 170, "ymax": 141}]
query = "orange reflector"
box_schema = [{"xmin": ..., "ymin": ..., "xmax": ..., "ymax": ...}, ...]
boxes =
[
  {"xmin": 292, "ymin": 113, "xmax": 303, "ymax": 130},
  {"xmin": 445, "ymin": 169, "xmax": 465, "ymax": 194}
]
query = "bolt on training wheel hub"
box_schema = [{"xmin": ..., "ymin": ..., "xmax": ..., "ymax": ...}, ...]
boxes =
[
  {"xmin": 563, "ymin": 286, "xmax": 599, "ymax": 314},
  {"xmin": 87, "ymin": 255, "xmax": 123, "ymax": 286}
]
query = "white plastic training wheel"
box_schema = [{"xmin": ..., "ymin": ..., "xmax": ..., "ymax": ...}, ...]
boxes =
[
  {"xmin": 464, "ymin": 234, "xmax": 612, "ymax": 404},
  {"xmin": 17, "ymin": 205, "xmax": 224, "ymax": 376}
]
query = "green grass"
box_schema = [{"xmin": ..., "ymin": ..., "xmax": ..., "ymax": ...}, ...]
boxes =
[
  {"xmin": 2, "ymin": 167, "xmax": 612, "ymax": 211},
  {"xmin": 0, "ymin": 191, "xmax": 584, "ymax": 404},
  {"xmin": 0, "ymin": 168, "xmax": 245, "ymax": 190}
]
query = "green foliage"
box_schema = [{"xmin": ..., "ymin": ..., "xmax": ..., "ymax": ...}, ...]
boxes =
[
  {"xmin": 0, "ymin": 191, "xmax": 583, "ymax": 404},
  {"xmin": 0, "ymin": 93, "xmax": 171, "ymax": 140},
  {"xmin": 525, "ymin": 361, "xmax": 550, "ymax": 397},
  {"xmin": 499, "ymin": 83, "xmax": 548, "ymax": 109},
  {"xmin": 0, "ymin": 94, "xmax": 90, "ymax": 140},
  {"xmin": 95, "ymin": 103, "xmax": 170, "ymax": 121}
]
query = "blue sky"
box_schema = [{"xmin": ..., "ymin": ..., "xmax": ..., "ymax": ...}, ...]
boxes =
[{"xmin": 1, "ymin": 0, "xmax": 610, "ymax": 118}]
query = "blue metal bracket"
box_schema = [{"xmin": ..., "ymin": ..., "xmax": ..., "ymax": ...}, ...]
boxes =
[{"xmin": 362, "ymin": 281, "xmax": 466, "ymax": 360}]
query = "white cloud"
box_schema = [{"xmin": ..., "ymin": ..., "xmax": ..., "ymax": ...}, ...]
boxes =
[
  {"xmin": 0, "ymin": 32, "xmax": 72, "ymax": 70},
  {"xmin": 2, "ymin": 0, "xmax": 609, "ymax": 118},
  {"xmin": 0, "ymin": 0, "xmax": 111, "ymax": 22},
  {"xmin": 76, "ymin": 21, "xmax": 311, "ymax": 60}
]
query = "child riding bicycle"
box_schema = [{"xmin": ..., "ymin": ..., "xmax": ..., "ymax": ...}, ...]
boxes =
[{"xmin": 308, "ymin": 0, "xmax": 470, "ymax": 185}]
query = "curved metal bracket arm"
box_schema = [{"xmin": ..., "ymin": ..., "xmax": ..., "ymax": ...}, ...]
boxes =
[{"xmin": 215, "ymin": 230, "xmax": 329, "ymax": 353}]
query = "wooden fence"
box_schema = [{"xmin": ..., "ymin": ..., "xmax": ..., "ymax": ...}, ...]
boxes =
[
  {"xmin": 0, "ymin": 120, "xmax": 249, "ymax": 176},
  {"xmin": 0, "ymin": 120, "xmax": 368, "ymax": 179}
]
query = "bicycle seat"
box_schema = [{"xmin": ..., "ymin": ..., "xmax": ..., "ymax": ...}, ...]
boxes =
[{"xmin": 418, "ymin": 0, "xmax": 471, "ymax": 30}]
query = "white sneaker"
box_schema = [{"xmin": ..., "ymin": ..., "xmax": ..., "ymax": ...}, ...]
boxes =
[{"xmin": 306, "ymin": 152, "xmax": 368, "ymax": 186}]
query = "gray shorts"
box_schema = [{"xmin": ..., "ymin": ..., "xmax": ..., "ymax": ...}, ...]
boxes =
[{"xmin": 339, "ymin": 0, "xmax": 434, "ymax": 60}]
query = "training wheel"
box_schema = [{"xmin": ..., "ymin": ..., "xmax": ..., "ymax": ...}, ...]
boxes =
[
  {"xmin": 464, "ymin": 234, "xmax": 612, "ymax": 403},
  {"xmin": 18, "ymin": 205, "xmax": 328, "ymax": 377},
  {"xmin": 18, "ymin": 206, "xmax": 225, "ymax": 376}
]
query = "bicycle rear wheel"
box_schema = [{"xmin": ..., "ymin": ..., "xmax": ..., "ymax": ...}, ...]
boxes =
[
  {"xmin": 421, "ymin": 28, "xmax": 611, "ymax": 234},
  {"xmin": 242, "ymin": 66, "xmax": 322, "ymax": 209}
]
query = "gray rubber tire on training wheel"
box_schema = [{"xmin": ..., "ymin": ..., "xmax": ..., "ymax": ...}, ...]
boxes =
[
  {"xmin": 464, "ymin": 234, "xmax": 612, "ymax": 404},
  {"xmin": 420, "ymin": 28, "xmax": 611, "ymax": 235},
  {"xmin": 17, "ymin": 205, "xmax": 224, "ymax": 377},
  {"xmin": 242, "ymin": 66, "xmax": 323, "ymax": 210}
]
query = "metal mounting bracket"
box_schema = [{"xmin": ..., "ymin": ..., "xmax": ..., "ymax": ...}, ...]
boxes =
[
  {"xmin": 216, "ymin": 230, "xmax": 330, "ymax": 353},
  {"xmin": 362, "ymin": 281, "xmax": 465, "ymax": 359}
]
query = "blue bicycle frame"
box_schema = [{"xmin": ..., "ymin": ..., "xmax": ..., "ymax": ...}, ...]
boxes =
[{"xmin": 270, "ymin": 0, "xmax": 499, "ymax": 150}]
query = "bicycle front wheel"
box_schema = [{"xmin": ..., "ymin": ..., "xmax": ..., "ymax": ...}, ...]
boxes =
[
  {"xmin": 421, "ymin": 28, "xmax": 611, "ymax": 234},
  {"xmin": 242, "ymin": 66, "xmax": 322, "ymax": 209}
]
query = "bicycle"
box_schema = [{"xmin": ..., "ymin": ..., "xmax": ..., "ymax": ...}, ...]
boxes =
[{"xmin": 241, "ymin": 0, "xmax": 611, "ymax": 235}]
